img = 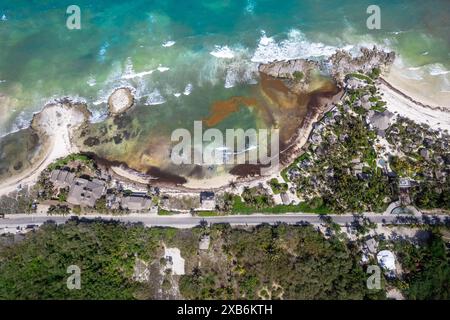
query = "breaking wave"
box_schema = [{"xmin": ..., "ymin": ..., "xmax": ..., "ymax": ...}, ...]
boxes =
[{"xmin": 251, "ymin": 29, "xmax": 341, "ymax": 63}]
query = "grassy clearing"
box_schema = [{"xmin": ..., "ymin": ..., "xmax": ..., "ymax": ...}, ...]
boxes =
[
  {"xmin": 231, "ymin": 196, "xmax": 330, "ymax": 215},
  {"xmin": 47, "ymin": 153, "xmax": 93, "ymax": 171}
]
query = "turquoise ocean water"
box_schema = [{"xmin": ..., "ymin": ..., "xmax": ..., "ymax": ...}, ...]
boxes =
[
  {"xmin": 0, "ymin": 0, "xmax": 449, "ymax": 141},
  {"xmin": 0, "ymin": 0, "xmax": 450, "ymax": 180}
]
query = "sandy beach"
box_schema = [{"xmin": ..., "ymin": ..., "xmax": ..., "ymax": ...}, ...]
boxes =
[
  {"xmin": 379, "ymin": 78, "xmax": 450, "ymax": 132},
  {"xmin": 0, "ymin": 103, "xmax": 90, "ymax": 197},
  {"xmin": 1, "ymin": 47, "xmax": 449, "ymax": 197},
  {"xmin": 385, "ymin": 65, "xmax": 450, "ymax": 110}
]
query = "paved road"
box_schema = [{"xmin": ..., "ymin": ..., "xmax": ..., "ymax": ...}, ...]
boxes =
[{"xmin": 1, "ymin": 212, "xmax": 445, "ymax": 233}]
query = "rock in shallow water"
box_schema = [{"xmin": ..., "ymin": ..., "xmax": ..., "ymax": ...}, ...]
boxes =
[{"xmin": 108, "ymin": 88, "xmax": 134, "ymax": 115}]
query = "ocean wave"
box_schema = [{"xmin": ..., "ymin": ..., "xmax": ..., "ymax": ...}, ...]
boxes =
[
  {"xmin": 202, "ymin": 45, "xmax": 258, "ymax": 89},
  {"xmin": 251, "ymin": 29, "xmax": 339, "ymax": 63},
  {"xmin": 2, "ymin": 94, "xmax": 91, "ymax": 137},
  {"xmin": 1, "ymin": 14, "xmax": 7, "ymax": 21},
  {"xmin": 10, "ymin": 111, "xmax": 31, "ymax": 133},
  {"xmin": 89, "ymin": 109, "xmax": 108, "ymax": 123},
  {"xmin": 122, "ymin": 70, "xmax": 155, "ymax": 80},
  {"xmin": 87, "ymin": 75, "xmax": 96, "ymax": 87},
  {"xmin": 145, "ymin": 89, "xmax": 166, "ymax": 105},
  {"xmin": 97, "ymin": 42, "xmax": 109, "ymax": 63},
  {"xmin": 92, "ymin": 99, "xmax": 106, "ymax": 106},
  {"xmin": 44, "ymin": 95, "xmax": 88, "ymax": 106},
  {"xmin": 224, "ymin": 52, "xmax": 258, "ymax": 88},
  {"xmin": 399, "ymin": 59, "xmax": 450, "ymax": 80},
  {"xmin": 440, "ymin": 76, "xmax": 450, "ymax": 93},
  {"xmin": 157, "ymin": 66, "xmax": 170, "ymax": 73},
  {"xmin": 121, "ymin": 57, "xmax": 152, "ymax": 80},
  {"xmin": 162, "ymin": 40, "xmax": 176, "ymax": 47},
  {"xmin": 428, "ymin": 63, "xmax": 450, "ymax": 76},
  {"xmin": 121, "ymin": 57, "xmax": 170, "ymax": 80},
  {"xmin": 210, "ymin": 46, "xmax": 235, "ymax": 59},
  {"xmin": 183, "ymin": 83, "xmax": 193, "ymax": 96}
]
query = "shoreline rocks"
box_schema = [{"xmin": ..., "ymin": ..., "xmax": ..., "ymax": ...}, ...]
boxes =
[
  {"xmin": 108, "ymin": 87, "xmax": 134, "ymax": 115},
  {"xmin": 258, "ymin": 46, "xmax": 396, "ymax": 88},
  {"xmin": 326, "ymin": 46, "xmax": 395, "ymax": 82}
]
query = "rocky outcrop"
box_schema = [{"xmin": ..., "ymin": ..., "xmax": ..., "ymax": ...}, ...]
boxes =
[
  {"xmin": 258, "ymin": 59, "xmax": 319, "ymax": 93},
  {"xmin": 326, "ymin": 46, "xmax": 395, "ymax": 81},
  {"xmin": 108, "ymin": 87, "xmax": 134, "ymax": 115},
  {"xmin": 258, "ymin": 59, "xmax": 318, "ymax": 80},
  {"xmin": 258, "ymin": 46, "xmax": 396, "ymax": 87},
  {"xmin": 30, "ymin": 99, "xmax": 91, "ymax": 139}
]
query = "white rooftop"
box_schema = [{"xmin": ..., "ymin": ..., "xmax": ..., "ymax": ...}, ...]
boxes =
[{"xmin": 377, "ymin": 250, "xmax": 396, "ymax": 271}]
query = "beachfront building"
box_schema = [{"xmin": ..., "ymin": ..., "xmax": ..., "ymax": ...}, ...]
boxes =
[
  {"xmin": 49, "ymin": 169, "xmax": 76, "ymax": 188},
  {"xmin": 121, "ymin": 194, "xmax": 153, "ymax": 212},
  {"xmin": 67, "ymin": 178, "xmax": 106, "ymax": 207},
  {"xmin": 199, "ymin": 191, "xmax": 216, "ymax": 211}
]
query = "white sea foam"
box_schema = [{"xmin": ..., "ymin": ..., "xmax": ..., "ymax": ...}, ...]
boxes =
[
  {"xmin": 393, "ymin": 57, "xmax": 450, "ymax": 93},
  {"xmin": 92, "ymin": 99, "xmax": 106, "ymax": 106},
  {"xmin": 157, "ymin": 66, "xmax": 170, "ymax": 73},
  {"xmin": 10, "ymin": 111, "xmax": 31, "ymax": 132},
  {"xmin": 44, "ymin": 95, "xmax": 88, "ymax": 106},
  {"xmin": 162, "ymin": 40, "xmax": 176, "ymax": 47},
  {"xmin": 399, "ymin": 59, "xmax": 450, "ymax": 80},
  {"xmin": 121, "ymin": 57, "xmax": 169, "ymax": 79},
  {"xmin": 89, "ymin": 109, "xmax": 108, "ymax": 123},
  {"xmin": 399, "ymin": 69, "xmax": 424, "ymax": 81},
  {"xmin": 224, "ymin": 52, "xmax": 258, "ymax": 88},
  {"xmin": 183, "ymin": 83, "xmax": 193, "ymax": 95},
  {"xmin": 1, "ymin": 14, "xmax": 7, "ymax": 21},
  {"xmin": 145, "ymin": 89, "xmax": 166, "ymax": 105},
  {"xmin": 201, "ymin": 44, "xmax": 258, "ymax": 89},
  {"xmin": 210, "ymin": 46, "xmax": 235, "ymax": 59},
  {"xmin": 173, "ymin": 93, "xmax": 182, "ymax": 98},
  {"xmin": 440, "ymin": 76, "xmax": 450, "ymax": 93},
  {"xmin": 97, "ymin": 42, "xmax": 109, "ymax": 62},
  {"xmin": 428, "ymin": 63, "xmax": 450, "ymax": 76},
  {"xmin": 251, "ymin": 29, "xmax": 339, "ymax": 63},
  {"xmin": 122, "ymin": 70, "xmax": 155, "ymax": 80},
  {"xmin": 87, "ymin": 76, "xmax": 96, "ymax": 87}
]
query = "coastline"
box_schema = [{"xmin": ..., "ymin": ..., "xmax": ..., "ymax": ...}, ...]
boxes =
[
  {"xmin": 1, "ymin": 47, "xmax": 449, "ymax": 197},
  {"xmin": 0, "ymin": 102, "xmax": 91, "ymax": 197},
  {"xmin": 379, "ymin": 78, "xmax": 450, "ymax": 132},
  {"xmin": 385, "ymin": 66, "xmax": 450, "ymax": 111}
]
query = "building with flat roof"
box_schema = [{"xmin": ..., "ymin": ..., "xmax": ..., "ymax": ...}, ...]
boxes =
[
  {"xmin": 199, "ymin": 191, "xmax": 216, "ymax": 211},
  {"xmin": 121, "ymin": 195, "xmax": 153, "ymax": 212}
]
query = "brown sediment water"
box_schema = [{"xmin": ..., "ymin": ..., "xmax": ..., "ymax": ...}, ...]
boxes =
[
  {"xmin": 203, "ymin": 96, "xmax": 258, "ymax": 127},
  {"xmin": 228, "ymin": 72, "xmax": 341, "ymax": 178},
  {"xmin": 71, "ymin": 70, "xmax": 340, "ymax": 185}
]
